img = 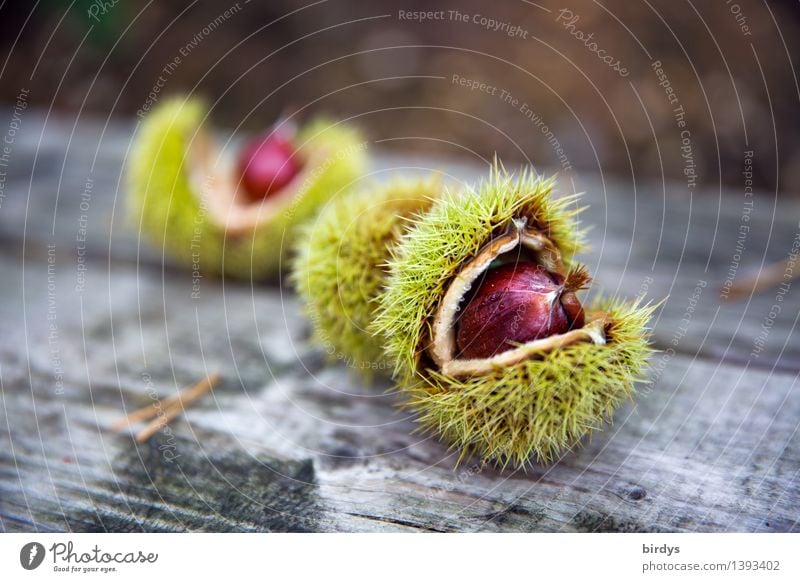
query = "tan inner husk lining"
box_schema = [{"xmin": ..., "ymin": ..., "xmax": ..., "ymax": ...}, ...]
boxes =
[
  {"xmin": 186, "ymin": 127, "xmax": 329, "ymax": 235},
  {"xmin": 429, "ymin": 217, "xmax": 607, "ymax": 378}
]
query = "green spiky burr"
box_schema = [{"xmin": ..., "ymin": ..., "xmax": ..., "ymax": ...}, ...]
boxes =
[
  {"xmin": 372, "ymin": 164, "xmax": 655, "ymax": 467},
  {"xmin": 292, "ymin": 178, "xmax": 440, "ymax": 376},
  {"xmin": 126, "ymin": 96, "xmax": 366, "ymax": 279}
]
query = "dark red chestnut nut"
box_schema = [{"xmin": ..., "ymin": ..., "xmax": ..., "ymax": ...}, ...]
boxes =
[
  {"xmin": 456, "ymin": 261, "xmax": 585, "ymax": 359},
  {"xmin": 238, "ymin": 131, "xmax": 302, "ymax": 202}
]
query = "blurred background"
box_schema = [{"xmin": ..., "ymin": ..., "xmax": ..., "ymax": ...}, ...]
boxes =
[
  {"xmin": 2, "ymin": 0, "xmax": 799, "ymax": 193},
  {"xmin": 2, "ymin": 1, "xmax": 799, "ymax": 535}
]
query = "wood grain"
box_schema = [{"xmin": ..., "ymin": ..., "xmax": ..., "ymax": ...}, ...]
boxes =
[{"xmin": 0, "ymin": 113, "xmax": 797, "ymax": 532}]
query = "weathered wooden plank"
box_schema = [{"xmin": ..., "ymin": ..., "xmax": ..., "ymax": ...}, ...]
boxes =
[
  {"xmin": 1, "ymin": 112, "xmax": 798, "ymax": 532},
  {"xmin": 1, "ymin": 112, "xmax": 798, "ymax": 370},
  {"xmin": 1, "ymin": 253, "xmax": 797, "ymax": 532}
]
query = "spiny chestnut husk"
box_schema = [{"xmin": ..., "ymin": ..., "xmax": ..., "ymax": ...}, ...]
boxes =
[
  {"xmin": 372, "ymin": 164, "xmax": 655, "ymax": 467},
  {"xmin": 291, "ymin": 178, "xmax": 440, "ymax": 376},
  {"xmin": 127, "ymin": 97, "xmax": 366, "ymax": 279}
]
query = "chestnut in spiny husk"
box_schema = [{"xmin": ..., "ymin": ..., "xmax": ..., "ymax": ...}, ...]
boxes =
[
  {"xmin": 372, "ymin": 163, "xmax": 655, "ymax": 467},
  {"xmin": 127, "ymin": 97, "xmax": 366, "ymax": 279},
  {"xmin": 456, "ymin": 261, "xmax": 586, "ymax": 359}
]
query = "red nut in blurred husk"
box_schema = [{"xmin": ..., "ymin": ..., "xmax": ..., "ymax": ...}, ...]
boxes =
[{"xmin": 237, "ymin": 130, "xmax": 303, "ymax": 202}]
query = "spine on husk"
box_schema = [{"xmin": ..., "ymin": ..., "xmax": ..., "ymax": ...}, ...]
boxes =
[
  {"xmin": 371, "ymin": 163, "xmax": 656, "ymax": 467},
  {"xmin": 292, "ymin": 178, "xmax": 441, "ymax": 377}
]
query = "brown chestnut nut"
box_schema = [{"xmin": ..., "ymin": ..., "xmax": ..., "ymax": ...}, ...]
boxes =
[{"xmin": 456, "ymin": 261, "xmax": 585, "ymax": 359}]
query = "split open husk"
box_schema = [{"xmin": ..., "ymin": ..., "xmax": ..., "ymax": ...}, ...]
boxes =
[
  {"xmin": 373, "ymin": 164, "xmax": 655, "ymax": 466},
  {"xmin": 127, "ymin": 97, "xmax": 366, "ymax": 279}
]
